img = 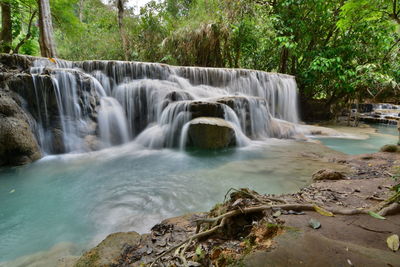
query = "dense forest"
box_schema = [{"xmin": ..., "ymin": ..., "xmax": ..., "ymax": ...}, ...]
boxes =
[{"xmin": 1, "ymin": 0, "xmax": 400, "ymax": 117}]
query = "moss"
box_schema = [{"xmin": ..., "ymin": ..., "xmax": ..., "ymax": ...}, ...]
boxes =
[
  {"xmin": 74, "ymin": 250, "xmax": 100, "ymax": 267},
  {"xmin": 380, "ymin": 144, "xmax": 399, "ymax": 153}
]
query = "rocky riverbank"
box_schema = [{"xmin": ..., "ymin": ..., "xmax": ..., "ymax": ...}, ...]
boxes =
[{"xmin": 72, "ymin": 148, "xmax": 400, "ymax": 267}]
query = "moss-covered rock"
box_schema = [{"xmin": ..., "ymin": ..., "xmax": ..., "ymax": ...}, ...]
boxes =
[
  {"xmin": 75, "ymin": 232, "xmax": 141, "ymax": 267},
  {"xmin": 380, "ymin": 144, "xmax": 399, "ymax": 153},
  {"xmin": 312, "ymin": 169, "xmax": 345, "ymax": 181}
]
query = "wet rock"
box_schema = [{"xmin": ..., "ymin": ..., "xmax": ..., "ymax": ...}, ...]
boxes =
[
  {"xmin": 84, "ymin": 135, "xmax": 101, "ymax": 151},
  {"xmin": 312, "ymin": 169, "xmax": 345, "ymax": 181},
  {"xmin": 380, "ymin": 144, "xmax": 398, "ymax": 153},
  {"xmin": 359, "ymin": 116, "xmax": 398, "ymax": 125},
  {"xmin": 0, "ymin": 116, "xmax": 41, "ymax": 166},
  {"xmin": 0, "ymin": 53, "xmax": 37, "ymax": 71},
  {"xmin": 216, "ymin": 96, "xmax": 266, "ymax": 110},
  {"xmin": 216, "ymin": 96, "xmax": 269, "ymax": 137},
  {"xmin": 165, "ymin": 91, "xmax": 193, "ymax": 102},
  {"xmin": 0, "ymin": 90, "xmax": 41, "ymax": 166},
  {"xmin": 50, "ymin": 128, "xmax": 65, "ymax": 154},
  {"xmin": 75, "ymin": 232, "xmax": 141, "ymax": 267},
  {"xmin": 187, "ymin": 117, "xmax": 236, "ymax": 149},
  {"xmin": 269, "ymin": 119, "xmax": 300, "ymax": 139},
  {"xmin": 188, "ymin": 101, "xmax": 225, "ymax": 119}
]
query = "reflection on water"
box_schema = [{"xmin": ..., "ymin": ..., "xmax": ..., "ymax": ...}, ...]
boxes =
[{"xmin": 0, "ymin": 139, "xmax": 344, "ymax": 264}]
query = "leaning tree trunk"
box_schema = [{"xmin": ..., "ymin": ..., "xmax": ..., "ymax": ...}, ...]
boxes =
[
  {"xmin": 37, "ymin": 0, "xmax": 56, "ymax": 57},
  {"xmin": 397, "ymin": 119, "xmax": 400, "ymax": 145},
  {"xmin": 117, "ymin": 0, "xmax": 129, "ymax": 61},
  {"xmin": 0, "ymin": 1, "xmax": 12, "ymax": 53},
  {"xmin": 78, "ymin": 0, "xmax": 84, "ymax": 22}
]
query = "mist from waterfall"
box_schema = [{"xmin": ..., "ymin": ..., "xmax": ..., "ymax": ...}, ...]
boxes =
[{"xmin": 28, "ymin": 58, "xmax": 299, "ymax": 154}]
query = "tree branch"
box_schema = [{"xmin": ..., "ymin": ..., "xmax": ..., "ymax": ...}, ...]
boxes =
[{"xmin": 13, "ymin": 9, "xmax": 37, "ymax": 54}]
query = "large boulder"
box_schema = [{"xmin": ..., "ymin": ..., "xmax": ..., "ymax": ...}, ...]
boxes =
[
  {"xmin": 0, "ymin": 90, "xmax": 41, "ymax": 166},
  {"xmin": 2, "ymin": 66, "xmax": 101, "ymax": 155},
  {"xmin": 75, "ymin": 232, "xmax": 141, "ymax": 267},
  {"xmin": 187, "ymin": 117, "xmax": 236, "ymax": 149}
]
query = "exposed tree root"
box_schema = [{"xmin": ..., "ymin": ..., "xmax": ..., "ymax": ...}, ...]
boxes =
[
  {"xmin": 224, "ymin": 188, "xmax": 287, "ymax": 204},
  {"xmin": 378, "ymin": 202, "xmax": 400, "ymax": 216},
  {"xmin": 149, "ymin": 183, "xmax": 400, "ymax": 267},
  {"xmin": 149, "ymin": 201, "xmax": 367, "ymax": 266}
]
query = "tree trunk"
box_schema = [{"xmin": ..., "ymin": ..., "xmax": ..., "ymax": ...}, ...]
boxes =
[
  {"xmin": 117, "ymin": 0, "xmax": 129, "ymax": 61},
  {"xmin": 0, "ymin": 1, "xmax": 12, "ymax": 53},
  {"xmin": 38, "ymin": 0, "xmax": 56, "ymax": 57},
  {"xmin": 78, "ymin": 0, "xmax": 84, "ymax": 22},
  {"xmin": 290, "ymin": 55, "xmax": 296, "ymax": 75},
  {"xmin": 279, "ymin": 47, "xmax": 289, "ymax": 73},
  {"xmin": 397, "ymin": 119, "xmax": 400, "ymax": 145}
]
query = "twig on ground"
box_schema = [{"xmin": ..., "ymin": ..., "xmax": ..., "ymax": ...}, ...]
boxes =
[
  {"xmin": 384, "ymin": 171, "xmax": 394, "ymax": 177},
  {"xmin": 355, "ymin": 224, "xmax": 392, "ymax": 234},
  {"xmin": 366, "ymin": 196, "xmax": 386, "ymax": 201}
]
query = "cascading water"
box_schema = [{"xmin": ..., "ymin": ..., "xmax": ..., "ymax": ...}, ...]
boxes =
[
  {"xmin": 0, "ymin": 55, "xmax": 312, "ymax": 265},
  {"xmin": 98, "ymin": 97, "xmax": 130, "ymax": 147},
  {"xmin": 26, "ymin": 58, "xmax": 300, "ymax": 153}
]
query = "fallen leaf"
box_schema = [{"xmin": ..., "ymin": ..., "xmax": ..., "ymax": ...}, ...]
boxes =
[
  {"xmin": 367, "ymin": 211, "xmax": 386, "ymax": 220},
  {"xmin": 309, "ymin": 218, "xmax": 321, "ymax": 229},
  {"xmin": 313, "ymin": 205, "xmax": 334, "ymax": 216},
  {"xmin": 386, "ymin": 234, "xmax": 399, "ymax": 252},
  {"xmin": 195, "ymin": 245, "xmax": 203, "ymax": 256}
]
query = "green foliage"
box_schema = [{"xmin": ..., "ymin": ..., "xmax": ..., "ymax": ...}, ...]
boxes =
[
  {"xmin": 0, "ymin": 0, "xmax": 39, "ymax": 55},
  {"xmin": 4, "ymin": 0, "xmax": 399, "ymax": 109},
  {"xmin": 56, "ymin": 0, "xmax": 126, "ymax": 60}
]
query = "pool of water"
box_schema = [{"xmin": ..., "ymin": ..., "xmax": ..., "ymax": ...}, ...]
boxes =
[
  {"xmin": 0, "ymin": 139, "xmax": 343, "ymax": 265},
  {"xmin": 316, "ymin": 124, "xmax": 398, "ymax": 155},
  {"xmin": 1, "ymin": 124, "xmax": 396, "ymax": 265}
]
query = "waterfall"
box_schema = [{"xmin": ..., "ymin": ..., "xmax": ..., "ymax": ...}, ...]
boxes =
[
  {"xmin": 25, "ymin": 57, "xmax": 300, "ymax": 153},
  {"xmin": 98, "ymin": 97, "xmax": 130, "ymax": 147}
]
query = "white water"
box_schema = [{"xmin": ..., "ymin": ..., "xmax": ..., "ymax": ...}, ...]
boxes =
[{"xmin": 26, "ymin": 58, "xmax": 299, "ymax": 153}]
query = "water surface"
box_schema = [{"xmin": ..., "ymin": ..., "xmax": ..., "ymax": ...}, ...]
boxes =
[
  {"xmin": 1, "ymin": 124, "xmax": 396, "ymax": 265},
  {"xmin": 317, "ymin": 124, "xmax": 398, "ymax": 155},
  {"xmin": 0, "ymin": 139, "xmax": 341, "ymax": 265}
]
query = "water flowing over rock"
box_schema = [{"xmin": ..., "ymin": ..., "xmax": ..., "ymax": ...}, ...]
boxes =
[{"xmin": 1, "ymin": 54, "xmax": 301, "ymax": 156}]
